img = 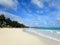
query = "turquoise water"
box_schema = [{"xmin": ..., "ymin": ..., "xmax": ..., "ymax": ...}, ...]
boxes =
[{"xmin": 34, "ymin": 28, "xmax": 60, "ymax": 30}]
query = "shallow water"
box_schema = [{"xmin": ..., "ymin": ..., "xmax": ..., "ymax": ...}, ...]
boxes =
[{"xmin": 25, "ymin": 28, "xmax": 60, "ymax": 42}]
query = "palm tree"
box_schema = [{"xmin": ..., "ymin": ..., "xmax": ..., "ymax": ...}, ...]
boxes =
[
  {"xmin": 0, "ymin": 14, "xmax": 5, "ymax": 27},
  {"xmin": 5, "ymin": 18, "xmax": 12, "ymax": 26},
  {"xmin": 0, "ymin": 14, "xmax": 27, "ymax": 28}
]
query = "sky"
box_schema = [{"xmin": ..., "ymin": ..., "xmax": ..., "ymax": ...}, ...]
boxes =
[{"xmin": 0, "ymin": 0, "xmax": 60, "ymax": 27}]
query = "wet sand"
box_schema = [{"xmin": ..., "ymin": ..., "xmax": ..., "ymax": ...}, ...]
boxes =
[{"xmin": 0, "ymin": 28, "xmax": 60, "ymax": 45}]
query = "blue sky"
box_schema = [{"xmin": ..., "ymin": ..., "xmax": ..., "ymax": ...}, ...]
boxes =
[{"xmin": 0, "ymin": 0, "xmax": 60, "ymax": 27}]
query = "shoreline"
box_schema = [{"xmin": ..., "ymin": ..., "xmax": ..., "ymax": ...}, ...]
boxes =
[
  {"xmin": 24, "ymin": 28, "xmax": 60, "ymax": 42},
  {"xmin": 0, "ymin": 28, "xmax": 60, "ymax": 45}
]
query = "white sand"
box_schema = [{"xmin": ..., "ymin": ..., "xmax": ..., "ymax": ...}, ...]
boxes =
[{"xmin": 0, "ymin": 28, "xmax": 60, "ymax": 45}]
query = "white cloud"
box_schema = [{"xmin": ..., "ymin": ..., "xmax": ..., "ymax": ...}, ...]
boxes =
[
  {"xmin": 31, "ymin": 0, "xmax": 43, "ymax": 8},
  {"xmin": 57, "ymin": 18, "xmax": 60, "ymax": 20},
  {"xmin": 48, "ymin": 0, "xmax": 60, "ymax": 9},
  {"xmin": 0, "ymin": 0, "xmax": 18, "ymax": 10},
  {"xmin": 31, "ymin": 0, "xmax": 60, "ymax": 9},
  {"xmin": 36, "ymin": 10, "xmax": 43, "ymax": 14},
  {"xmin": 31, "ymin": 0, "xmax": 60, "ymax": 27}
]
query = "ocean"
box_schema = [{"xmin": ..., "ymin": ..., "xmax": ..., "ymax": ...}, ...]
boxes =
[{"xmin": 34, "ymin": 28, "xmax": 60, "ymax": 30}]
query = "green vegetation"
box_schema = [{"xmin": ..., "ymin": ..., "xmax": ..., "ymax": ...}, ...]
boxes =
[{"xmin": 0, "ymin": 14, "xmax": 27, "ymax": 28}]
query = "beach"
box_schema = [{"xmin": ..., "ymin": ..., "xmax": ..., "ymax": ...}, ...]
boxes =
[{"xmin": 0, "ymin": 28, "xmax": 60, "ymax": 45}]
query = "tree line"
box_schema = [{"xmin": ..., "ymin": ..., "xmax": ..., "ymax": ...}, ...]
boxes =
[{"xmin": 0, "ymin": 14, "xmax": 28, "ymax": 28}]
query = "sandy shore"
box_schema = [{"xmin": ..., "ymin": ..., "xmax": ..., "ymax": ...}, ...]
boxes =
[{"xmin": 0, "ymin": 28, "xmax": 60, "ymax": 45}]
